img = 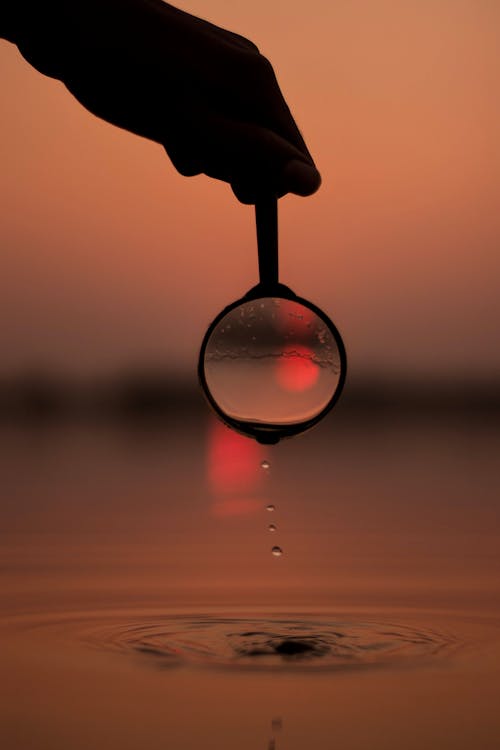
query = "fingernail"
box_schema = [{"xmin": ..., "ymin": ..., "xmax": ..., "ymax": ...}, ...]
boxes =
[{"xmin": 283, "ymin": 160, "xmax": 322, "ymax": 196}]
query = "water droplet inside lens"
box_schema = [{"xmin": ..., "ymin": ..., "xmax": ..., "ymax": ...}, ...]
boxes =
[
  {"xmin": 266, "ymin": 504, "xmax": 275, "ymax": 512},
  {"xmin": 271, "ymin": 546, "xmax": 283, "ymax": 557},
  {"xmin": 261, "ymin": 459, "xmax": 270, "ymax": 470},
  {"xmin": 268, "ymin": 524, "xmax": 277, "ymax": 532}
]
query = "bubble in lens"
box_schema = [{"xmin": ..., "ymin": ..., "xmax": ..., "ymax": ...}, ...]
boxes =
[{"xmin": 202, "ymin": 297, "xmax": 342, "ymax": 430}]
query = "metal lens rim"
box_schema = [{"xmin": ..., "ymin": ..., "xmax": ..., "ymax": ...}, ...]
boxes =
[{"xmin": 198, "ymin": 286, "xmax": 347, "ymax": 443}]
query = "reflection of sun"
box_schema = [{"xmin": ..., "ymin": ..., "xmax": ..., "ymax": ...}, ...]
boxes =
[
  {"xmin": 207, "ymin": 420, "xmax": 266, "ymax": 517},
  {"xmin": 208, "ymin": 420, "xmax": 263, "ymax": 493},
  {"xmin": 275, "ymin": 345, "xmax": 319, "ymax": 392}
]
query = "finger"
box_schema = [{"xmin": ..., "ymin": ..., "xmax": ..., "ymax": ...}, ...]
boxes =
[
  {"xmin": 163, "ymin": 112, "xmax": 321, "ymax": 204},
  {"xmin": 255, "ymin": 57, "xmax": 315, "ymax": 164},
  {"xmin": 225, "ymin": 53, "xmax": 316, "ymax": 168}
]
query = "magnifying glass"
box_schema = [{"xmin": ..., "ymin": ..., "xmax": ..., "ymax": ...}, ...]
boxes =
[{"xmin": 198, "ymin": 197, "xmax": 347, "ymax": 444}]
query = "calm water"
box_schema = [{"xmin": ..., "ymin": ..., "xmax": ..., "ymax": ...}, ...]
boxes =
[{"xmin": 1, "ymin": 404, "xmax": 499, "ymax": 749}]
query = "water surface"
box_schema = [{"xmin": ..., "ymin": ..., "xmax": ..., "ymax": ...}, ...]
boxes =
[{"xmin": 1, "ymin": 404, "xmax": 499, "ymax": 749}]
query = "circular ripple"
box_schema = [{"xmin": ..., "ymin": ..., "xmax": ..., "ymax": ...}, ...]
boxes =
[{"xmin": 80, "ymin": 615, "xmax": 458, "ymax": 672}]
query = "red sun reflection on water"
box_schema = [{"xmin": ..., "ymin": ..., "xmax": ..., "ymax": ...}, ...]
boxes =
[
  {"xmin": 207, "ymin": 419, "xmax": 265, "ymax": 517},
  {"xmin": 275, "ymin": 345, "xmax": 319, "ymax": 392}
]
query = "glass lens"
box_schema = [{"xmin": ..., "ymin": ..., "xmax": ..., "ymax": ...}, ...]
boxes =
[{"xmin": 203, "ymin": 297, "xmax": 342, "ymax": 427}]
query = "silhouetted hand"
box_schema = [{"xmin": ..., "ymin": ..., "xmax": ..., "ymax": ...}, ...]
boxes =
[{"xmin": 2, "ymin": 0, "xmax": 321, "ymax": 203}]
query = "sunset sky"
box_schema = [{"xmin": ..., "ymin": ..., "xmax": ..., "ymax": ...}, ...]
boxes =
[{"xmin": 0, "ymin": 0, "xmax": 498, "ymax": 381}]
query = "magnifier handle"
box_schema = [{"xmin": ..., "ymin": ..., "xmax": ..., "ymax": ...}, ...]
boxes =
[{"xmin": 255, "ymin": 197, "xmax": 278, "ymax": 288}]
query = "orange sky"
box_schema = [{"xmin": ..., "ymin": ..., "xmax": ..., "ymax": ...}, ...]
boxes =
[{"xmin": 0, "ymin": 0, "xmax": 498, "ymax": 380}]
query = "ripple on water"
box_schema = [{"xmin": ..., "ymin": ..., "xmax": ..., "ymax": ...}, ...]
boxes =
[{"xmin": 76, "ymin": 615, "xmax": 459, "ymax": 672}]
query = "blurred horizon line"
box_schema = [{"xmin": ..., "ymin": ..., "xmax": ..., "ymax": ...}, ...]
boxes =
[{"xmin": 0, "ymin": 370, "xmax": 498, "ymax": 424}]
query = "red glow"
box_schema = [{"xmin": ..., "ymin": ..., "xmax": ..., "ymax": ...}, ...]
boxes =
[
  {"xmin": 275, "ymin": 345, "xmax": 319, "ymax": 392},
  {"xmin": 207, "ymin": 419, "xmax": 264, "ymax": 494}
]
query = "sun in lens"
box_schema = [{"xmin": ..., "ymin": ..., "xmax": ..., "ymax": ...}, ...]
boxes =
[{"xmin": 275, "ymin": 345, "xmax": 319, "ymax": 392}]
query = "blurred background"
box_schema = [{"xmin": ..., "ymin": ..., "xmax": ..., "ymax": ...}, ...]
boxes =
[
  {"xmin": 1, "ymin": 10, "xmax": 499, "ymax": 748},
  {"xmin": 0, "ymin": 0, "xmax": 498, "ymax": 402},
  {"xmin": 0, "ymin": 0, "xmax": 499, "ymax": 613}
]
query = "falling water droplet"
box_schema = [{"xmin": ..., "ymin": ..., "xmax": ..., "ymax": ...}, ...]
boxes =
[
  {"xmin": 266, "ymin": 504, "xmax": 275, "ymax": 512},
  {"xmin": 268, "ymin": 523, "xmax": 277, "ymax": 532},
  {"xmin": 261, "ymin": 459, "xmax": 271, "ymax": 471},
  {"xmin": 271, "ymin": 717, "xmax": 283, "ymax": 732},
  {"xmin": 271, "ymin": 546, "xmax": 283, "ymax": 557}
]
